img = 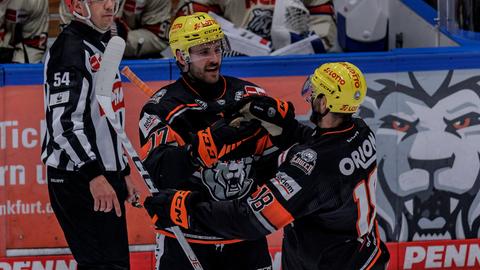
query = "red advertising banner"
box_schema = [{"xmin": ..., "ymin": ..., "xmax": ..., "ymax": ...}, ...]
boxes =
[
  {"xmin": 2, "ymin": 240, "xmax": 480, "ymax": 270},
  {"xmin": 0, "ymin": 77, "xmax": 308, "ymax": 256},
  {"xmin": 2, "ymin": 72, "xmax": 480, "ymax": 270}
]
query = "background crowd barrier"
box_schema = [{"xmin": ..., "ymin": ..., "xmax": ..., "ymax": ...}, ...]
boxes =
[{"xmin": 2, "ymin": 46, "xmax": 480, "ymax": 269}]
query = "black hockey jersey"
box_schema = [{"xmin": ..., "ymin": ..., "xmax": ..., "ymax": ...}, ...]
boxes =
[
  {"xmin": 139, "ymin": 74, "xmax": 279, "ymax": 242},
  {"xmin": 188, "ymin": 117, "xmax": 390, "ymax": 269}
]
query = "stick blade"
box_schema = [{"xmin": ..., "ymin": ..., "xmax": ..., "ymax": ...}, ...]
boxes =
[{"xmin": 96, "ymin": 36, "xmax": 126, "ymax": 120}]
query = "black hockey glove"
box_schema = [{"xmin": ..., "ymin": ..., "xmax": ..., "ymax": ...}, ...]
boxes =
[
  {"xmin": 144, "ymin": 189, "xmax": 200, "ymax": 230},
  {"xmin": 237, "ymin": 95, "xmax": 297, "ymax": 137},
  {"xmin": 189, "ymin": 118, "xmax": 262, "ymax": 168}
]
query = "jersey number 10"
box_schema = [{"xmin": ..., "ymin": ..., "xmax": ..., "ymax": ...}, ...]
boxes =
[{"xmin": 353, "ymin": 167, "xmax": 378, "ymax": 237}]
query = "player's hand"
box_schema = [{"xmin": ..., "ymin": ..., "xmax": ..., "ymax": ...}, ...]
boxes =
[
  {"xmin": 144, "ymin": 189, "xmax": 199, "ymax": 230},
  {"xmin": 89, "ymin": 175, "xmax": 122, "ymax": 217},
  {"xmin": 189, "ymin": 118, "xmax": 262, "ymax": 168},
  {"xmin": 125, "ymin": 175, "xmax": 141, "ymax": 207},
  {"xmin": 237, "ymin": 95, "xmax": 297, "ymax": 136}
]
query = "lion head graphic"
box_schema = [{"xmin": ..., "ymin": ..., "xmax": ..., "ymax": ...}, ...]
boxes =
[
  {"xmin": 201, "ymin": 158, "xmax": 254, "ymax": 201},
  {"xmin": 247, "ymin": 9, "xmax": 273, "ymax": 39},
  {"xmin": 359, "ymin": 70, "xmax": 480, "ymax": 241}
]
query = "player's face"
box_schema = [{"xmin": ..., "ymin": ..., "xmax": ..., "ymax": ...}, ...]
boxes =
[
  {"xmin": 188, "ymin": 41, "xmax": 222, "ymax": 84},
  {"xmin": 87, "ymin": 0, "xmax": 116, "ymax": 31}
]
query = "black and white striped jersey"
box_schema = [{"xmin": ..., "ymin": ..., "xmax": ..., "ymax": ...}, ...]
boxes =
[{"xmin": 41, "ymin": 21, "xmax": 129, "ymax": 180}]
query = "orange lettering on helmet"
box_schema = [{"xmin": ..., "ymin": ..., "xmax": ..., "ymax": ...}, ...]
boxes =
[
  {"xmin": 340, "ymin": 105, "xmax": 358, "ymax": 112},
  {"xmin": 172, "ymin": 23, "xmax": 183, "ymax": 30},
  {"xmin": 324, "ymin": 67, "xmax": 346, "ymax": 85},
  {"xmin": 340, "ymin": 63, "xmax": 362, "ymax": 89},
  {"xmin": 194, "ymin": 19, "xmax": 215, "ymax": 30}
]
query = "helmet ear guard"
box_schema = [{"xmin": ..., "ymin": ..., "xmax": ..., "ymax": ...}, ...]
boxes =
[
  {"xmin": 169, "ymin": 12, "xmax": 229, "ymax": 63},
  {"xmin": 64, "ymin": 0, "xmax": 120, "ymax": 29},
  {"xmin": 302, "ymin": 62, "xmax": 367, "ymax": 114}
]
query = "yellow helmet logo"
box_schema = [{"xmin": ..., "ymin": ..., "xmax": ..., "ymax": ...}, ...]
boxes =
[
  {"xmin": 309, "ymin": 62, "xmax": 367, "ymax": 114},
  {"xmin": 169, "ymin": 12, "xmax": 225, "ymax": 62}
]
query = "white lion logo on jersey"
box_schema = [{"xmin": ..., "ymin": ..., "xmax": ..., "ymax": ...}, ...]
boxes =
[{"xmin": 201, "ymin": 158, "xmax": 254, "ymax": 201}]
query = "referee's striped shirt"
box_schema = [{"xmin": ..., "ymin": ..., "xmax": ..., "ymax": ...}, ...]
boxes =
[{"xmin": 41, "ymin": 21, "xmax": 129, "ymax": 180}]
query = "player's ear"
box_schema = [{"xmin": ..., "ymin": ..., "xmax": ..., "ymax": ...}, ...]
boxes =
[
  {"xmin": 176, "ymin": 50, "xmax": 188, "ymax": 72},
  {"xmin": 176, "ymin": 50, "xmax": 186, "ymax": 65},
  {"xmin": 72, "ymin": 0, "xmax": 85, "ymax": 16}
]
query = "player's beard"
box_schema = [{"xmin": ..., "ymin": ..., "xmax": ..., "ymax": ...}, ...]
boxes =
[
  {"xmin": 188, "ymin": 62, "xmax": 220, "ymax": 84},
  {"xmin": 309, "ymin": 97, "xmax": 329, "ymax": 124}
]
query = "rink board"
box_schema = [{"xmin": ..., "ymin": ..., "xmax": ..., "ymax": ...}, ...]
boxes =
[{"xmin": 2, "ymin": 48, "xmax": 480, "ymax": 269}]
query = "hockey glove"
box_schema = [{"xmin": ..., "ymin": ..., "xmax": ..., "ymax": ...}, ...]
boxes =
[
  {"xmin": 144, "ymin": 189, "xmax": 199, "ymax": 230},
  {"xmin": 238, "ymin": 95, "xmax": 297, "ymax": 137},
  {"xmin": 189, "ymin": 118, "xmax": 262, "ymax": 168}
]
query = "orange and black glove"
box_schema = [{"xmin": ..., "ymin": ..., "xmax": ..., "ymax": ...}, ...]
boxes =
[
  {"xmin": 189, "ymin": 118, "xmax": 262, "ymax": 168},
  {"xmin": 144, "ymin": 189, "xmax": 200, "ymax": 230}
]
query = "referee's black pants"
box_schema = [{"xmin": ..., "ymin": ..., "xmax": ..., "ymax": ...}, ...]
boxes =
[{"xmin": 47, "ymin": 166, "xmax": 130, "ymax": 270}]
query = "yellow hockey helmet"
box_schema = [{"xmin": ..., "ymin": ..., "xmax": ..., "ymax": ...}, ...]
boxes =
[
  {"xmin": 169, "ymin": 12, "xmax": 227, "ymax": 62},
  {"xmin": 301, "ymin": 62, "xmax": 367, "ymax": 113}
]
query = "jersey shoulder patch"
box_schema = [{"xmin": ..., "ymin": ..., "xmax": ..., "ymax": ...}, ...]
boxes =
[
  {"xmin": 148, "ymin": 88, "xmax": 167, "ymax": 104},
  {"xmin": 288, "ymin": 148, "xmax": 317, "ymax": 175}
]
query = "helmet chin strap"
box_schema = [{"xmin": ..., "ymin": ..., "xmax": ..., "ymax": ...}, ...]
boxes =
[
  {"xmin": 309, "ymin": 108, "xmax": 329, "ymax": 124},
  {"xmin": 309, "ymin": 95, "xmax": 329, "ymax": 124},
  {"xmin": 73, "ymin": 1, "xmax": 115, "ymax": 34}
]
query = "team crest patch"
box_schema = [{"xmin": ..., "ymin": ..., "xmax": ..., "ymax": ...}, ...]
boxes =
[
  {"xmin": 289, "ymin": 149, "xmax": 317, "ymax": 175},
  {"xmin": 235, "ymin": 91, "xmax": 244, "ymax": 101},
  {"xmin": 89, "ymin": 53, "xmax": 101, "ymax": 72},
  {"xmin": 149, "ymin": 89, "xmax": 167, "ymax": 104}
]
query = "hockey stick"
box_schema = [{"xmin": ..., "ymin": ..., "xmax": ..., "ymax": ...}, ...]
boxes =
[
  {"xmin": 121, "ymin": 66, "xmax": 156, "ymax": 97},
  {"xmin": 95, "ymin": 36, "xmax": 204, "ymax": 270},
  {"xmin": 121, "ymin": 66, "xmax": 246, "ymax": 245}
]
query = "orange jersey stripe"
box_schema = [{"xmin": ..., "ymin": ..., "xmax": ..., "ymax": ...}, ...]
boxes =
[
  {"xmin": 182, "ymin": 76, "xmax": 226, "ymax": 100},
  {"xmin": 366, "ymin": 222, "xmax": 383, "ymax": 270},
  {"xmin": 322, "ymin": 124, "xmax": 355, "ymax": 136},
  {"xmin": 165, "ymin": 103, "xmax": 201, "ymax": 122},
  {"xmin": 250, "ymin": 185, "xmax": 294, "ymax": 230},
  {"xmin": 140, "ymin": 126, "xmax": 186, "ymax": 160}
]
